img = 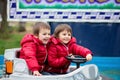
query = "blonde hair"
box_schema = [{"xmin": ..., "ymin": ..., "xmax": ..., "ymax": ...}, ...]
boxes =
[
  {"xmin": 33, "ymin": 22, "xmax": 50, "ymax": 36},
  {"xmin": 54, "ymin": 24, "xmax": 72, "ymax": 38}
]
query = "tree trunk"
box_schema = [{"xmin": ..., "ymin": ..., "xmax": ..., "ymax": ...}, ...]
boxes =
[
  {"xmin": 0, "ymin": 0, "xmax": 9, "ymax": 39},
  {"xmin": 18, "ymin": 22, "xmax": 26, "ymax": 32}
]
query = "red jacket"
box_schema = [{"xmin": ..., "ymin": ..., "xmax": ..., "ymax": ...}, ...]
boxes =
[
  {"xmin": 45, "ymin": 37, "xmax": 92, "ymax": 74},
  {"xmin": 20, "ymin": 34, "xmax": 48, "ymax": 72}
]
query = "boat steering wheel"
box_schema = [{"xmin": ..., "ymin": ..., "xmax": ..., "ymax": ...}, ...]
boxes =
[{"xmin": 66, "ymin": 55, "xmax": 87, "ymax": 68}]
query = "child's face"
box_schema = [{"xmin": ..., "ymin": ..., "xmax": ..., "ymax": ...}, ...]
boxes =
[
  {"xmin": 58, "ymin": 30, "xmax": 71, "ymax": 44},
  {"xmin": 38, "ymin": 29, "xmax": 50, "ymax": 44}
]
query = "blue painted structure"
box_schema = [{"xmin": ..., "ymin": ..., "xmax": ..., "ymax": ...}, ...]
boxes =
[{"xmin": 50, "ymin": 22, "xmax": 120, "ymax": 57}]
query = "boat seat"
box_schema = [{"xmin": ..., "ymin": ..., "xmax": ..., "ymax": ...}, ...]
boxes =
[{"xmin": 4, "ymin": 48, "xmax": 21, "ymax": 60}]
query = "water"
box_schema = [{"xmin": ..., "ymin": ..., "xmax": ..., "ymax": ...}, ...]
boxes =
[{"xmin": 0, "ymin": 55, "xmax": 120, "ymax": 80}]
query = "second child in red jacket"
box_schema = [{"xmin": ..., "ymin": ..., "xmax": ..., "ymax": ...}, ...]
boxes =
[
  {"xmin": 46, "ymin": 24, "xmax": 92, "ymax": 74},
  {"xmin": 20, "ymin": 22, "xmax": 51, "ymax": 76}
]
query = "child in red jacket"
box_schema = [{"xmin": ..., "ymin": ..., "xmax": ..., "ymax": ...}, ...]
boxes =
[
  {"xmin": 46, "ymin": 24, "xmax": 92, "ymax": 74},
  {"xmin": 20, "ymin": 22, "xmax": 51, "ymax": 76}
]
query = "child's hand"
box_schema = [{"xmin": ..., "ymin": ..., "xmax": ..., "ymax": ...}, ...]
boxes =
[
  {"xmin": 33, "ymin": 71, "xmax": 42, "ymax": 76},
  {"xmin": 68, "ymin": 54, "xmax": 75, "ymax": 58},
  {"xmin": 86, "ymin": 54, "xmax": 92, "ymax": 61}
]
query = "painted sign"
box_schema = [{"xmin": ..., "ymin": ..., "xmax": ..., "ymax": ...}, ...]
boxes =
[
  {"xmin": 19, "ymin": 0, "xmax": 120, "ymax": 9},
  {"xmin": 8, "ymin": 0, "xmax": 120, "ymax": 22}
]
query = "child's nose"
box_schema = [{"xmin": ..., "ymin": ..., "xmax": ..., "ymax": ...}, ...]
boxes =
[
  {"xmin": 46, "ymin": 35, "xmax": 50, "ymax": 37},
  {"xmin": 66, "ymin": 35, "xmax": 69, "ymax": 37}
]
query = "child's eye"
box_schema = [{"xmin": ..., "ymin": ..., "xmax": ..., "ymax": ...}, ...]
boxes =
[
  {"xmin": 48, "ymin": 33, "xmax": 51, "ymax": 35},
  {"xmin": 46, "ymin": 33, "xmax": 51, "ymax": 35},
  {"xmin": 68, "ymin": 34, "xmax": 71, "ymax": 36},
  {"xmin": 43, "ymin": 33, "xmax": 50, "ymax": 35},
  {"xmin": 43, "ymin": 33, "xmax": 47, "ymax": 35},
  {"xmin": 63, "ymin": 34, "xmax": 66, "ymax": 36}
]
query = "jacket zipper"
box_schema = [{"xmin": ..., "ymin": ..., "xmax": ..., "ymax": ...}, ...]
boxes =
[
  {"xmin": 61, "ymin": 43, "xmax": 70, "ymax": 72},
  {"xmin": 40, "ymin": 65, "xmax": 44, "ymax": 72},
  {"xmin": 60, "ymin": 69, "xmax": 63, "ymax": 74},
  {"xmin": 44, "ymin": 45, "xmax": 48, "ymax": 63},
  {"xmin": 61, "ymin": 43, "xmax": 69, "ymax": 55}
]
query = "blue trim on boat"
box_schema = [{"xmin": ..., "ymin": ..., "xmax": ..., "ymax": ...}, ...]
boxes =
[
  {"xmin": 0, "ymin": 55, "xmax": 4, "ymax": 65},
  {"xmin": 71, "ymin": 57, "xmax": 120, "ymax": 69}
]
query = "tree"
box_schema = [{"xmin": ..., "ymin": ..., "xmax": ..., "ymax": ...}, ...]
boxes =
[
  {"xmin": 0, "ymin": 0, "xmax": 9, "ymax": 39},
  {"xmin": 18, "ymin": 22, "xmax": 26, "ymax": 32}
]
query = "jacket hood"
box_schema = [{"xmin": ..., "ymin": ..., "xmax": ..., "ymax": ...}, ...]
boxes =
[
  {"xmin": 20, "ymin": 34, "xmax": 43, "ymax": 46},
  {"xmin": 50, "ymin": 36, "xmax": 77, "ymax": 45}
]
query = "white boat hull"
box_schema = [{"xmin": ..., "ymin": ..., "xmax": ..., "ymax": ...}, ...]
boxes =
[{"xmin": 2, "ymin": 48, "xmax": 101, "ymax": 80}]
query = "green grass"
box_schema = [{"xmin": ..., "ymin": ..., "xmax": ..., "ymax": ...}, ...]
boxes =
[{"xmin": 0, "ymin": 32, "xmax": 25, "ymax": 55}]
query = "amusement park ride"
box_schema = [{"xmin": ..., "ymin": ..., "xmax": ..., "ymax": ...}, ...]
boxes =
[
  {"xmin": 0, "ymin": 0, "xmax": 119, "ymax": 80},
  {"xmin": 2, "ymin": 48, "xmax": 101, "ymax": 80}
]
